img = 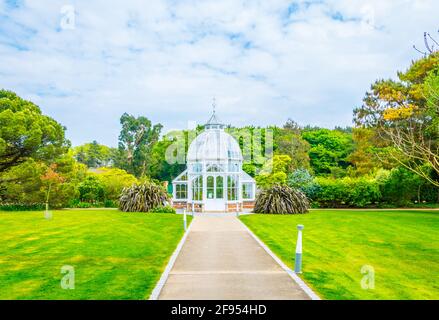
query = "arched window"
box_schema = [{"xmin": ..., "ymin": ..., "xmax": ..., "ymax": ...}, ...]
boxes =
[
  {"xmin": 192, "ymin": 176, "xmax": 203, "ymax": 201},
  {"xmin": 216, "ymin": 176, "xmax": 224, "ymax": 199},
  {"xmin": 207, "ymin": 176, "xmax": 214, "ymax": 199},
  {"xmin": 227, "ymin": 175, "xmax": 238, "ymax": 200}
]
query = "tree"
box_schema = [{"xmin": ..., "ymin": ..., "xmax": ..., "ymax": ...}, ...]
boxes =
[
  {"xmin": 93, "ymin": 167, "xmax": 138, "ymax": 201},
  {"xmin": 73, "ymin": 141, "xmax": 114, "ymax": 168},
  {"xmin": 413, "ymin": 30, "xmax": 439, "ymax": 56},
  {"xmin": 288, "ymin": 168, "xmax": 314, "ymax": 189},
  {"xmin": 255, "ymin": 155, "xmax": 292, "ymax": 188},
  {"xmin": 354, "ymin": 52, "xmax": 439, "ymax": 186},
  {"xmin": 148, "ymin": 135, "xmax": 186, "ymax": 182},
  {"xmin": 347, "ymin": 128, "xmax": 393, "ymax": 176},
  {"xmin": 118, "ymin": 113, "xmax": 162, "ymax": 177},
  {"xmin": 302, "ymin": 128, "xmax": 354, "ymax": 175},
  {"xmin": 0, "ymin": 152, "xmax": 86, "ymax": 208},
  {"xmin": 273, "ymin": 123, "xmax": 311, "ymax": 171},
  {"xmin": 0, "ymin": 90, "xmax": 68, "ymax": 174},
  {"xmin": 41, "ymin": 164, "xmax": 65, "ymax": 211},
  {"xmin": 78, "ymin": 176, "xmax": 105, "ymax": 203}
]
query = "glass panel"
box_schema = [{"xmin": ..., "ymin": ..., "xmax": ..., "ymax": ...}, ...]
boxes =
[
  {"xmin": 207, "ymin": 176, "xmax": 214, "ymax": 199},
  {"xmin": 227, "ymin": 175, "xmax": 238, "ymax": 200},
  {"xmin": 216, "ymin": 176, "xmax": 223, "ymax": 199},
  {"xmin": 192, "ymin": 176, "xmax": 203, "ymax": 200},
  {"xmin": 176, "ymin": 184, "xmax": 187, "ymax": 199},
  {"xmin": 242, "ymin": 183, "xmax": 253, "ymax": 199},
  {"xmin": 228, "ymin": 161, "xmax": 239, "ymax": 172},
  {"xmin": 207, "ymin": 164, "xmax": 224, "ymax": 172},
  {"xmin": 191, "ymin": 163, "xmax": 202, "ymax": 173}
]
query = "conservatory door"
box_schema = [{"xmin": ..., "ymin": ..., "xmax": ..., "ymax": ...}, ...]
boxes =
[{"xmin": 204, "ymin": 175, "xmax": 225, "ymax": 211}]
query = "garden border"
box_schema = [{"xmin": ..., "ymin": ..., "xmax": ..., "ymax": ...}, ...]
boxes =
[
  {"xmin": 149, "ymin": 219, "xmax": 194, "ymax": 300},
  {"xmin": 238, "ymin": 219, "xmax": 321, "ymax": 300}
]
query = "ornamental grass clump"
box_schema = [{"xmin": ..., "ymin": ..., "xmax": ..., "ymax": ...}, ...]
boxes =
[
  {"xmin": 119, "ymin": 182, "xmax": 169, "ymax": 212},
  {"xmin": 254, "ymin": 184, "xmax": 310, "ymax": 214}
]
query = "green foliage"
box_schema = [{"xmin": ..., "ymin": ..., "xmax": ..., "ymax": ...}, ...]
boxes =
[
  {"xmin": 69, "ymin": 200, "xmax": 93, "ymax": 208},
  {"xmin": 78, "ymin": 176, "xmax": 105, "ymax": 203},
  {"xmin": 119, "ymin": 181, "xmax": 170, "ymax": 212},
  {"xmin": 255, "ymin": 155, "xmax": 292, "ymax": 188},
  {"xmin": 254, "ymin": 184, "xmax": 310, "ymax": 214},
  {"xmin": 117, "ymin": 113, "xmax": 163, "ymax": 177},
  {"xmin": 148, "ymin": 133, "xmax": 186, "ymax": 182},
  {"xmin": 0, "ymin": 153, "xmax": 85, "ymax": 208},
  {"xmin": 379, "ymin": 167, "xmax": 426, "ymax": 206},
  {"xmin": 0, "ymin": 203, "xmax": 45, "ymax": 211},
  {"xmin": 288, "ymin": 168, "xmax": 314, "ymax": 188},
  {"xmin": 67, "ymin": 198, "xmax": 117, "ymax": 208},
  {"xmin": 354, "ymin": 52, "xmax": 439, "ymax": 186},
  {"xmin": 302, "ymin": 128, "xmax": 353, "ymax": 175},
  {"xmin": 0, "ymin": 90, "xmax": 69, "ymax": 173},
  {"xmin": 273, "ymin": 122, "xmax": 311, "ymax": 170},
  {"xmin": 228, "ymin": 126, "xmax": 273, "ymax": 177},
  {"xmin": 93, "ymin": 167, "xmax": 138, "ymax": 201},
  {"xmin": 149, "ymin": 205, "xmax": 176, "ymax": 214},
  {"xmin": 73, "ymin": 141, "xmax": 115, "ymax": 168},
  {"xmin": 313, "ymin": 176, "xmax": 381, "ymax": 208}
]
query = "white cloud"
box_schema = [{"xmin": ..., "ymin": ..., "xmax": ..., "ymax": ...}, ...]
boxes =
[{"xmin": 0, "ymin": 0, "xmax": 438, "ymax": 146}]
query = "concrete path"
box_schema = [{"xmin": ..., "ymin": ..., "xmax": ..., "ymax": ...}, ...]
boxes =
[{"xmin": 158, "ymin": 214, "xmax": 311, "ymax": 300}]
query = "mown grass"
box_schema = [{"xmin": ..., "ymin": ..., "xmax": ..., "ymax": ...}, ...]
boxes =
[
  {"xmin": 0, "ymin": 209, "xmax": 190, "ymax": 299},
  {"xmin": 240, "ymin": 209, "xmax": 439, "ymax": 300}
]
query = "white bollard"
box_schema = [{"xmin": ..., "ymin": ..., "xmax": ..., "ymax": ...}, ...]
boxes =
[
  {"xmin": 183, "ymin": 208, "xmax": 187, "ymax": 231},
  {"xmin": 295, "ymin": 224, "xmax": 304, "ymax": 273}
]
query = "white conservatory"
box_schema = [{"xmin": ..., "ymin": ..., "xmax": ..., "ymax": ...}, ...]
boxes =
[{"xmin": 172, "ymin": 112, "xmax": 256, "ymax": 213}]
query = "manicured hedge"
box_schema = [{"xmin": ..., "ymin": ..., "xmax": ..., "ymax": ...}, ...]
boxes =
[
  {"xmin": 302, "ymin": 167, "xmax": 438, "ymax": 208},
  {"xmin": 0, "ymin": 203, "xmax": 46, "ymax": 211},
  {"xmin": 310, "ymin": 177, "xmax": 380, "ymax": 208}
]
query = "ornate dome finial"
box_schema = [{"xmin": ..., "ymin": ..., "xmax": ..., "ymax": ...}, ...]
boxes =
[
  {"xmin": 212, "ymin": 97, "xmax": 216, "ymax": 115},
  {"xmin": 205, "ymin": 97, "xmax": 224, "ymax": 129}
]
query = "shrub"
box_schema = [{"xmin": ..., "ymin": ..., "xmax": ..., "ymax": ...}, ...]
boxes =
[
  {"xmin": 255, "ymin": 155, "xmax": 292, "ymax": 188},
  {"xmin": 119, "ymin": 182, "xmax": 170, "ymax": 212},
  {"xmin": 378, "ymin": 167, "xmax": 424, "ymax": 206},
  {"xmin": 312, "ymin": 177, "xmax": 380, "ymax": 208},
  {"xmin": 93, "ymin": 167, "xmax": 138, "ymax": 201},
  {"xmin": 75, "ymin": 202, "xmax": 93, "ymax": 208},
  {"xmin": 0, "ymin": 203, "xmax": 45, "ymax": 211},
  {"xmin": 78, "ymin": 176, "xmax": 105, "ymax": 203},
  {"xmin": 254, "ymin": 185, "xmax": 310, "ymax": 214},
  {"xmin": 149, "ymin": 205, "xmax": 176, "ymax": 214},
  {"xmin": 104, "ymin": 199, "xmax": 117, "ymax": 208}
]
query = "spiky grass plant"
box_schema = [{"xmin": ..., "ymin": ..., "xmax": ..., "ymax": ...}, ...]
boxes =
[
  {"xmin": 119, "ymin": 182, "xmax": 170, "ymax": 212},
  {"xmin": 254, "ymin": 184, "xmax": 310, "ymax": 214}
]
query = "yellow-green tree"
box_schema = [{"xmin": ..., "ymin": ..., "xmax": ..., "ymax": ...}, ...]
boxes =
[{"xmin": 354, "ymin": 52, "xmax": 439, "ymax": 186}]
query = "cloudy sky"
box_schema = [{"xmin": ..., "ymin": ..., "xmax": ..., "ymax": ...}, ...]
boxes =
[{"xmin": 0, "ymin": 0, "xmax": 438, "ymax": 146}]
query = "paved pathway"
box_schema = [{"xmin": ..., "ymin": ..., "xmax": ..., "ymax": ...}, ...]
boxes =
[{"xmin": 158, "ymin": 214, "xmax": 311, "ymax": 300}]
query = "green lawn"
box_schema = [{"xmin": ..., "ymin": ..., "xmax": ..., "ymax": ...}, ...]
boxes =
[
  {"xmin": 240, "ymin": 210, "xmax": 439, "ymax": 300},
  {"xmin": 0, "ymin": 209, "xmax": 190, "ymax": 299}
]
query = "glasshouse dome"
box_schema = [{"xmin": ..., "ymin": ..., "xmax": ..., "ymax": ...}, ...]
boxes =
[
  {"xmin": 186, "ymin": 127, "xmax": 243, "ymax": 162},
  {"xmin": 172, "ymin": 110, "xmax": 256, "ymax": 213}
]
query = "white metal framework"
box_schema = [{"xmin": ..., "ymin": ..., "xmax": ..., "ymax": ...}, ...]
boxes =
[{"xmin": 172, "ymin": 110, "xmax": 256, "ymax": 212}]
